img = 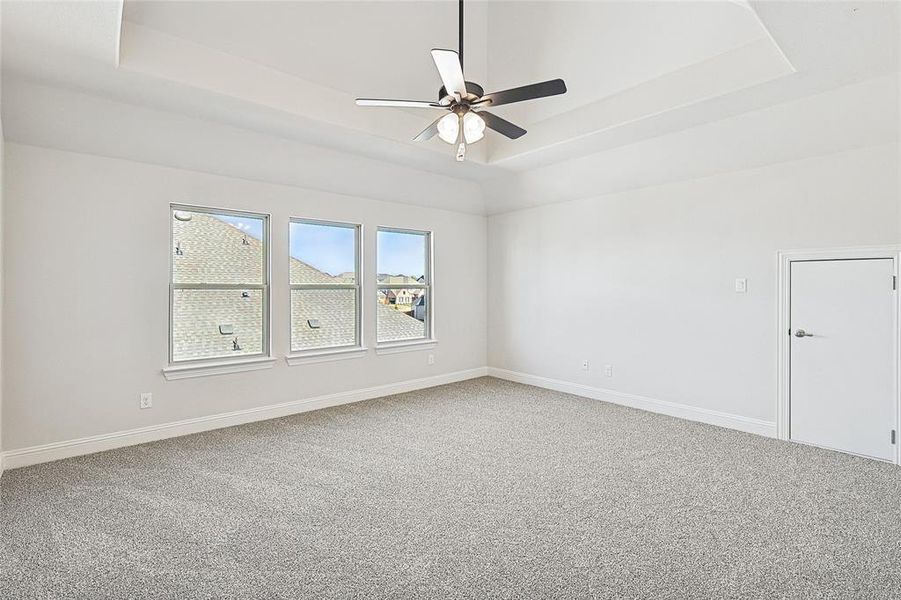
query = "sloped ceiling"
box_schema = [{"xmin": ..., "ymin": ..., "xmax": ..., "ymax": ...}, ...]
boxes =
[
  {"xmin": 118, "ymin": 0, "xmax": 795, "ymax": 165},
  {"xmin": 1, "ymin": 1, "xmax": 899, "ymax": 214}
]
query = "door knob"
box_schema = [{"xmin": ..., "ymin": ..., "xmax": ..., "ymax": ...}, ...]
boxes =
[{"xmin": 794, "ymin": 329, "xmax": 814, "ymax": 338}]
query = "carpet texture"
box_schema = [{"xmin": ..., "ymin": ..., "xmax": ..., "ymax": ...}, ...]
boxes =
[{"xmin": 2, "ymin": 377, "xmax": 901, "ymax": 599}]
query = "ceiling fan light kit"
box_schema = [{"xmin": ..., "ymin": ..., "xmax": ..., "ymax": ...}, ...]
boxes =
[
  {"xmin": 437, "ymin": 113, "xmax": 459, "ymax": 144},
  {"xmin": 355, "ymin": 0, "xmax": 567, "ymax": 162}
]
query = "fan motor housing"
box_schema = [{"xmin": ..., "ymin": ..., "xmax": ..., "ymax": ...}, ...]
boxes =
[{"xmin": 438, "ymin": 81, "xmax": 484, "ymax": 104}]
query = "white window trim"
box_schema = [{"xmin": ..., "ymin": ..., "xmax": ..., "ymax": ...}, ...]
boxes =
[
  {"xmin": 168, "ymin": 204, "xmax": 272, "ymax": 371},
  {"xmin": 376, "ymin": 227, "xmax": 435, "ymax": 348},
  {"xmin": 285, "ymin": 346, "xmax": 369, "ymax": 366},
  {"xmin": 288, "ymin": 218, "xmax": 364, "ymax": 355},
  {"xmin": 375, "ymin": 339, "xmax": 438, "ymax": 355},
  {"xmin": 162, "ymin": 356, "xmax": 277, "ymax": 381}
]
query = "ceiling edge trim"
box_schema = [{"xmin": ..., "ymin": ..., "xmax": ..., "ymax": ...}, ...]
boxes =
[
  {"xmin": 114, "ymin": 0, "xmax": 125, "ymax": 68},
  {"xmin": 738, "ymin": 0, "xmax": 796, "ymax": 73}
]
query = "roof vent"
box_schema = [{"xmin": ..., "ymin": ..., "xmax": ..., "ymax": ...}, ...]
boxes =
[
  {"xmin": 173, "ymin": 211, "xmax": 193, "ymax": 222},
  {"xmin": 242, "ymin": 235, "xmax": 250, "ymax": 246},
  {"xmin": 174, "ymin": 242, "xmax": 183, "ymax": 256},
  {"xmin": 241, "ymin": 291, "xmax": 250, "ymax": 298},
  {"xmin": 232, "ymin": 337, "xmax": 242, "ymax": 351},
  {"xmin": 307, "ymin": 319, "xmax": 320, "ymax": 329},
  {"xmin": 219, "ymin": 324, "xmax": 234, "ymax": 335}
]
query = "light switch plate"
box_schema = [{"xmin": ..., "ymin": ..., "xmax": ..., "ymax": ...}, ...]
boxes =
[{"xmin": 734, "ymin": 278, "xmax": 748, "ymax": 293}]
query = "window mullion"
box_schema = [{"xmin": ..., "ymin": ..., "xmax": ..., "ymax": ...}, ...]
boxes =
[
  {"xmin": 291, "ymin": 284, "xmax": 358, "ymax": 290},
  {"xmin": 172, "ymin": 283, "xmax": 266, "ymax": 290},
  {"xmin": 377, "ymin": 284, "xmax": 429, "ymax": 289}
]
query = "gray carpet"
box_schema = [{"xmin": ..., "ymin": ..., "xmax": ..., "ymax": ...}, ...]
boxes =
[{"xmin": 2, "ymin": 377, "xmax": 901, "ymax": 599}]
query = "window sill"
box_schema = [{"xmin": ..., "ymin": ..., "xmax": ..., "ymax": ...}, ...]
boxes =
[
  {"xmin": 162, "ymin": 356, "xmax": 277, "ymax": 381},
  {"xmin": 285, "ymin": 347, "xmax": 368, "ymax": 366},
  {"xmin": 375, "ymin": 339, "xmax": 438, "ymax": 355}
]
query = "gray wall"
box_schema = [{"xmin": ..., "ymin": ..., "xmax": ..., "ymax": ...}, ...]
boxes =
[
  {"xmin": 487, "ymin": 143, "xmax": 900, "ymax": 424},
  {"xmin": 1, "ymin": 144, "xmax": 487, "ymax": 451}
]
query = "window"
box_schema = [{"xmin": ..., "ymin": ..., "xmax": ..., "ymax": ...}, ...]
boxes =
[
  {"xmin": 170, "ymin": 205, "xmax": 269, "ymax": 364},
  {"xmin": 289, "ymin": 219, "xmax": 361, "ymax": 353},
  {"xmin": 377, "ymin": 228, "xmax": 432, "ymax": 344}
]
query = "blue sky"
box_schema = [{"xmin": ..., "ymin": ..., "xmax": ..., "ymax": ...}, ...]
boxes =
[
  {"xmin": 216, "ymin": 214, "xmax": 264, "ymax": 239},
  {"xmin": 214, "ymin": 216, "xmax": 425, "ymax": 277},
  {"xmin": 377, "ymin": 230, "xmax": 426, "ymax": 277},
  {"xmin": 290, "ymin": 221, "xmax": 355, "ymax": 276}
]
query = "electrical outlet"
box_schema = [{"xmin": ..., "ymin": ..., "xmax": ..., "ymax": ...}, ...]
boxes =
[
  {"xmin": 581, "ymin": 360, "xmax": 589, "ymax": 371},
  {"xmin": 140, "ymin": 393, "xmax": 153, "ymax": 410},
  {"xmin": 427, "ymin": 354, "xmax": 435, "ymax": 365},
  {"xmin": 604, "ymin": 364, "xmax": 613, "ymax": 377},
  {"xmin": 734, "ymin": 278, "xmax": 748, "ymax": 293}
]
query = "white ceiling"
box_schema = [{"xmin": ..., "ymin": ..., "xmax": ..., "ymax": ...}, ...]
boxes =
[
  {"xmin": 486, "ymin": 1, "xmax": 773, "ymax": 124},
  {"xmin": 124, "ymin": 1, "xmax": 490, "ymax": 106},
  {"xmin": 1, "ymin": 0, "xmax": 899, "ymax": 214},
  {"xmin": 123, "ymin": 0, "xmax": 774, "ymax": 126}
]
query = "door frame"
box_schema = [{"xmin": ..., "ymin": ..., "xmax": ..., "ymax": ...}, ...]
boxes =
[{"xmin": 776, "ymin": 245, "xmax": 901, "ymax": 465}]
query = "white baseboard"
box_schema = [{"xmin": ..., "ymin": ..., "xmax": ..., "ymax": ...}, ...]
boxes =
[
  {"xmin": 0, "ymin": 367, "xmax": 775, "ymax": 473},
  {"xmin": 0, "ymin": 367, "xmax": 488, "ymax": 472},
  {"xmin": 487, "ymin": 367, "xmax": 776, "ymax": 438}
]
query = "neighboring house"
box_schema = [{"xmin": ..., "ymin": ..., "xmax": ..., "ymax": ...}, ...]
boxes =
[
  {"xmin": 172, "ymin": 213, "xmax": 424, "ymax": 361},
  {"xmin": 412, "ymin": 294, "xmax": 427, "ymax": 322},
  {"xmin": 384, "ymin": 288, "xmax": 420, "ymax": 306},
  {"xmin": 396, "ymin": 289, "xmax": 419, "ymax": 305}
]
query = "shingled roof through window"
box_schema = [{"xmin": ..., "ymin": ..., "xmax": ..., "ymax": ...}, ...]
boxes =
[{"xmin": 172, "ymin": 212, "xmax": 424, "ymax": 361}]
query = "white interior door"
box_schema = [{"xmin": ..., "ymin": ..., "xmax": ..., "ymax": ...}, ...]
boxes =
[{"xmin": 790, "ymin": 258, "xmax": 896, "ymax": 461}]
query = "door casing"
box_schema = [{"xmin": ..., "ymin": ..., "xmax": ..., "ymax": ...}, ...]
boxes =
[{"xmin": 777, "ymin": 245, "xmax": 901, "ymax": 465}]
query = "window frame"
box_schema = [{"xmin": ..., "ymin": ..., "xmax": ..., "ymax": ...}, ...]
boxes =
[
  {"xmin": 168, "ymin": 203, "xmax": 271, "ymax": 366},
  {"xmin": 376, "ymin": 226, "xmax": 434, "ymax": 346},
  {"xmin": 288, "ymin": 217, "xmax": 363, "ymax": 356}
]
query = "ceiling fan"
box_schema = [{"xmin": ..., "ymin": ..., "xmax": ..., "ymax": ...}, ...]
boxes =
[{"xmin": 355, "ymin": 0, "xmax": 567, "ymax": 162}]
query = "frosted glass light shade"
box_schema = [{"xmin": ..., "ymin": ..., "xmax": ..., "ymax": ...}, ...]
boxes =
[
  {"xmin": 463, "ymin": 112, "xmax": 485, "ymax": 143},
  {"xmin": 437, "ymin": 113, "xmax": 459, "ymax": 144}
]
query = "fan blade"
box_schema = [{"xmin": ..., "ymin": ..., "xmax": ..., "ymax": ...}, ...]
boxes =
[
  {"xmin": 413, "ymin": 115, "xmax": 445, "ymax": 142},
  {"xmin": 356, "ymin": 98, "xmax": 442, "ymax": 108},
  {"xmin": 478, "ymin": 79, "xmax": 567, "ymax": 108},
  {"xmin": 431, "ymin": 49, "xmax": 467, "ymax": 98},
  {"xmin": 478, "ymin": 111, "xmax": 527, "ymax": 140}
]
